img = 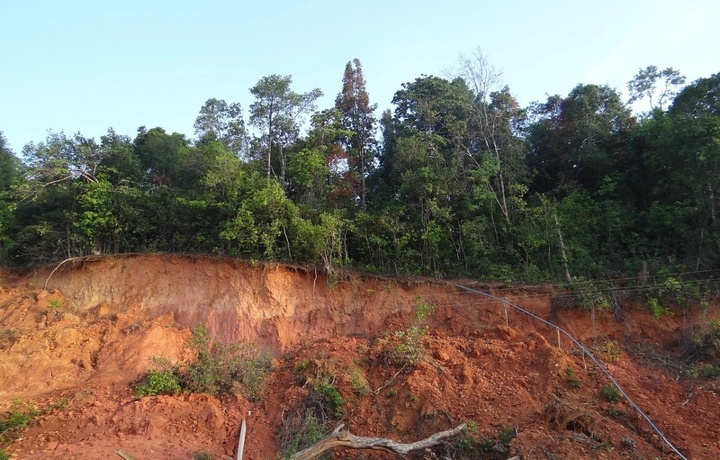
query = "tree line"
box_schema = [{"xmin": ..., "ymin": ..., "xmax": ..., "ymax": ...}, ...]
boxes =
[{"xmin": 0, "ymin": 55, "xmax": 718, "ymax": 283}]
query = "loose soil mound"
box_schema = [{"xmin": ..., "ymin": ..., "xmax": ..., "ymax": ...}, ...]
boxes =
[{"xmin": 0, "ymin": 254, "xmax": 718, "ymax": 459}]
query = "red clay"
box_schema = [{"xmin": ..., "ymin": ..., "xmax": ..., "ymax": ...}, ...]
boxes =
[{"xmin": 0, "ymin": 255, "xmax": 717, "ymax": 459}]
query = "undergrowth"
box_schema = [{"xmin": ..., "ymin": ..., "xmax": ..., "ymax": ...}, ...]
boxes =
[
  {"xmin": 134, "ymin": 357, "xmax": 182, "ymax": 398},
  {"xmin": 380, "ymin": 297, "xmax": 434, "ymax": 367},
  {"xmin": 133, "ymin": 325, "xmax": 272, "ymax": 401},
  {"xmin": 442, "ymin": 422, "xmax": 517, "ymax": 459},
  {"xmin": 279, "ymin": 358, "xmax": 349, "ymax": 458},
  {"xmin": 0, "ymin": 398, "xmax": 67, "ymax": 450},
  {"xmin": 0, "ymin": 400, "xmax": 37, "ymax": 440}
]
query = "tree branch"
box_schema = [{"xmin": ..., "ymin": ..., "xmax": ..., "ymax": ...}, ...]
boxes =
[{"xmin": 290, "ymin": 423, "xmax": 466, "ymax": 460}]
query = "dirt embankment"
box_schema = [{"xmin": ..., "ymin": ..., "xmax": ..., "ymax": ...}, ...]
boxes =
[{"xmin": 0, "ymin": 254, "xmax": 718, "ymax": 459}]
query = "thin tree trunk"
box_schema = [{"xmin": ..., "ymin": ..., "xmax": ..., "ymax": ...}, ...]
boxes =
[
  {"xmin": 554, "ymin": 211, "xmax": 572, "ymax": 282},
  {"xmin": 360, "ymin": 145, "xmax": 367, "ymax": 211},
  {"xmin": 267, "ymin": 112, "xmax": 273, "ymax": 179}
]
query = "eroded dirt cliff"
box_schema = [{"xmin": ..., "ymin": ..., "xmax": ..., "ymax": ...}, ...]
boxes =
[{"xmin": 0, "ymin": 254, "xmax": 718, "ymax": 459}]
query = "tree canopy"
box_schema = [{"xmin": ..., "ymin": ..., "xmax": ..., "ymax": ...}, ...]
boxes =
[{"xmin": 2, "ymin": 59, "xmax": 719, "ymax": 286}]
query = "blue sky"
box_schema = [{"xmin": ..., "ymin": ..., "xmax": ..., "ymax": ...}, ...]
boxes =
[{"xmin": 1, "ymin": 0, "xmax": 718, "ymax": 153}]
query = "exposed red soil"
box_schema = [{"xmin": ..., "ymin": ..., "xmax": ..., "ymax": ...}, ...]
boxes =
[{"xmin": 1, "ymin": 254, "xmax": 719, "ymax": 459}]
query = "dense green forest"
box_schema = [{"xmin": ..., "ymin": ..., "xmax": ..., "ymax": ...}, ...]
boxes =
[{"xmin": 1, "ymin": 57, "xmax": 719, "ymax": 284}]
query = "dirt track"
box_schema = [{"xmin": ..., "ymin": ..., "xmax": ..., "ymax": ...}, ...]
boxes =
[{"xmin": 1, "ymin": 255, "xmax": 718, "ymax": 459}]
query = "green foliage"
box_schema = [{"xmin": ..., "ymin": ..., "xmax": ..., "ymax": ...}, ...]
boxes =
[
  {"xmin": 647, "ymin": 297, "xmax": 674, "ymax": 320},
  {"xmin": 311, "ymin": 380, "xmax": 345, "ymax": 419},
  {"xmin": 0, "ymin": 448, "xmax": 8, "ymax": 460},
  {"xmin": 133, "ymin": 326, "xmax": 271, "ymax": 401},
  {"xmin": 599, "ymin": 340, "xmax": 622, "ymax": 363},
  {"xmin": 185, "ymin": 325, "xmax": 271, "ymax": 400},
  {"xmin": 348, "ymin": 367, "xmax": 370, "ymax": 397},
  {"xmin": 292, "ymin": 359, "xmax": 345, "ymax": 419},
  {"xmin": 0, "ymin": 400, "xmax": 37, "ymax": 440},
  {"xmin": 498, "ymin": 426, "xmax": 517, "ymax": 445},
  {"xmin": 561, "ymin": 277, "xmax": 609, "ymax": 311},
  {"xmin": 282, "ymin": 410, "xmax": 327, "ymax": 459},
  {"xmin": 600, "ymin": 385, "xmax": 621, "ymax": 403},
  {"xmin": 47, "ymin": 398, "xmax": 68, "ymax": 412},
  {"xmin": 697, "ymin": 363, "xmax": 720, "ymax": 379},
  {"xmin": 47, "ymin": 299, "xmax": 64, "ymax": 309},
  {"xmin": 2, "ymin": 66, "xmax": 720, "ymax": 291},
  {"xmin": 454, "ymin": 423, "xmax": 516, "ymax": 457},
  {"xmin": 381, "ymin": 298, "xmax": 434, "ymax": 367},
  {"xmin": 564, "ymin": 367, "xmax": 582, "ymax": 389},
  {"xmin": 134, "ymin": 360, "xmax": 183, "ymax": 398}
]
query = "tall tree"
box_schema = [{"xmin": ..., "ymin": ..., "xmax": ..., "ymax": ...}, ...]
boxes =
[
  {"xmin": 627, "ymin": 65, "xmax": 686, "ymax": 112},
  {"xmin": 194, "ymin": 98, "xmax": 247, "ymax": 156},
  {"xmin": 0, "ymin": 133, "xmax": 20, "ymax": 191},
  {"xmin": 456, "ymin": 50, "xmax": 529, "ymax": 225},
  {"xmin": 0, "ymin": 133, "xmax": 21, "ymax": 263},
  {"xmin": 528, "ymin": 84, "xmax": 635, "ymax": 196},
  {"xmin": 644, "ymin": 73, "xmax": 720, "ymax": 269},
  {"xmin": 249, "ymin": 75, "xmax": 322, "ymax": 183},
  {"xmin": 335, "ymin": 59, "xmax": 377, "ymax": 210}
]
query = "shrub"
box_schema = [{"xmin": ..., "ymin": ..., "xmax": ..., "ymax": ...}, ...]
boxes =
[
  {"xmin": 0, "ymin": 400, "xmax": 37, "ymax": 441},
  {"xmin": 564, "ymin": 367, "xmax": 582, "ymax": 389},
  {"xmin": 184, "ymin": 325, "xmax": 271, "ymax": 400},
  {"xmin": 385, "ymin": 326, "xmax": 427, "ymax": 366},
  {"xmin": 134, "ymin": 369, "xmax": 182, "ymax": 398},
  {"xmin": 600, "ymin": 385, "xmax": 621, "ymax": 403},
  {"xmin": 553, "ymin": 278, "xmax": 609, "ymax": 311},
  {"xmin": 599, "ymin": 340, "xmax": 622, "ymax": 362},
  {"xmin": 132, "ymin": 325, "xmax": 272, "ymax": 401},
  {"xmin": 349, "ymin": 367, "xmax": 370, "ymax": 397},
  {"xmin": 381, "ymin": 298, "xmax": 434, "ymax": 367},
  {"xmin": 293, "ymin": 359, "xmax": 345, "ymax": 420},
  {"xmin": 281, "ymin": 410, "xmax": 326, "ymax": 459},
  {"xmin": 647, "ymin": 297, "xmax": 674, "ymax": 319},
  {"xmin": 452, "ymin": 423, "xmax": 516, "ymax": 458},
  {"xmin": 312, "ymin": 381, "xmax": 344, "ymax": 419},
  {"xmin": 700, "ymin": 363, "xmax": 720, "ymax": 379}
]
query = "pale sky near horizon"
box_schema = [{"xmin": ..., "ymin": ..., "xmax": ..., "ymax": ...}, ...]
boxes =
[{"xmin": 1, "ymin": 0, "xmax": 718, "ymax": 153}]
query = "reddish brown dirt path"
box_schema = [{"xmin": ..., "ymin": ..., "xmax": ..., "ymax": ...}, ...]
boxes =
[{"xmin": 0, "ymin": 255, "xmax": 719, "ymax": 459}]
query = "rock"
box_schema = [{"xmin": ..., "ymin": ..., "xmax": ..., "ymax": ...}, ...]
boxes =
[
  {"xmin": 497, "ymin": 325, "xmax": 517, "ymax": 338},
  {"xmin": 434, "ymin": 349, "xmax": 451, "ymax": 362},
  {"xmin": 200, "ymin": 403, "xmax": 225, "ymax": 430}
]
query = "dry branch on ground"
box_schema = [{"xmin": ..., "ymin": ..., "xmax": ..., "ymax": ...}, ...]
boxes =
[{"xmin": 290, "ymin": 423, "xmax": 466, "ymax": 460}]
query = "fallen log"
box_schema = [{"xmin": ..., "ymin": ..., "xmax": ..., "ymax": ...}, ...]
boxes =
[{"xmin": 290, "ymin": 423, "xmax": 466, "ymax": 460}]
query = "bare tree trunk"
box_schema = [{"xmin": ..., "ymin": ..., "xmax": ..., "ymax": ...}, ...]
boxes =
[
  {"xmin": 267, "ymin": 112, "xmax": 274, "ymax": 179},
  {"xmin": 554, "ymin": 211, "xmax": 572, "ymax": 282}
]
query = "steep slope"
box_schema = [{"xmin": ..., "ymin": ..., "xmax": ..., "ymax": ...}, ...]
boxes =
[{"xmin": 0, "ymin": 255, "xmax": 717, "ymax": 459}]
